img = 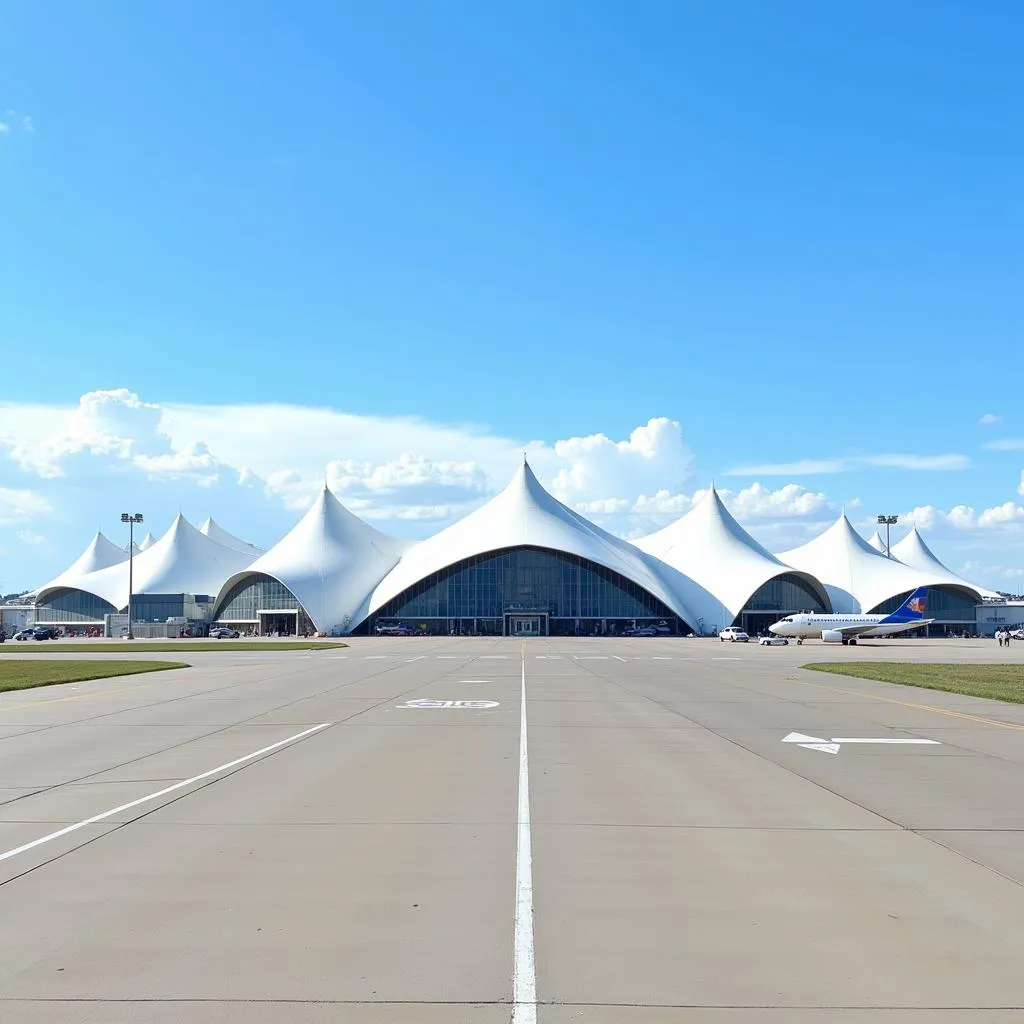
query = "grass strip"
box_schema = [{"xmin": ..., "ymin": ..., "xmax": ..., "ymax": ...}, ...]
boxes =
[
  {"xmin": 804, "ymin": 662, "xmax": 1024, "ymax": 704},
  {"xmin": 0, "ymin": 641, "xmax": 347, "ymax": 653},
  {"xmin": 0, "ymin": 660, "xmax": 188, "ymax": 693}
]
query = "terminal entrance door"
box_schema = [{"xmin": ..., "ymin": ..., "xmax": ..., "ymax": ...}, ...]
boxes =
[
  {"xmin": 506, "ymin": 614, "xmax": 547, "ymax": 637},
  {"xmin": 259, "ymin": 610, "xmax": 297, "ymax": 636}
]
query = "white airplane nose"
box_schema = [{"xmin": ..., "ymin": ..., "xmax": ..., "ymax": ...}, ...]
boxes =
[{"xmin": 768, "ymin": 624, "xmax": 779, "ymax": 634}]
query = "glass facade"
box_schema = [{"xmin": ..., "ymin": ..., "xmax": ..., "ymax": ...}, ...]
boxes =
[
  {"xmin": 870, "ymin": 586, "xmax": 977, "ymax": 619},
  {"xmin": 215, "ymin": 574, "xmax": 303, "ymax": 621},
  {"xmin": 739, "ymin": 573, "xmax": 829, "ymax": 636},
  {"xmin": 369, "ymin": 546, "xmax": 686, "ymax": 635},
  {"xmin": 35, "ymin": 588, "xmax": 117, "ymax": 623}
]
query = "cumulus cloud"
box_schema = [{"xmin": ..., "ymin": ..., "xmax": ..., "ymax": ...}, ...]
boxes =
[
  {"xmin": 0, "ymin": 109, "xmax": 33, "ymax": 135},
  {"xmin": 0, "ymin": 488, "xmax": 52, "ymax": 525},
  {"xmin": 984, "ymin": 437, "xmax": 1024, "ymax": 451},
  {"xmin": 728, "ymin": 453, "xmax": 970, "ymax": 475},
  {"xmin": 726, "ymin": 482, "xmax": 831, "ymax": 519},
  {"xmin": 980, "ymin": 413, "xmax": 1002, "ymax": 425},
  {"xmin": 550, "ymin": 418, "xmax": 694, "ymax": 505},
  {"xmin": 903, "ymin": 502, "xmax": 1024, "ymax": 533},
  {"xmin": 1, "ymin": 389, "xmax": 229, "ymax": 486}
]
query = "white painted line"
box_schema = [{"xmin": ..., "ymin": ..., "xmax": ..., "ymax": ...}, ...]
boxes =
[
  {"xmin": 481, "ymin": 655, "xmax": 507, "ymax": 660},
  {"xmin": 365, "ymin": 655, "xmax": 388, "ymax": 660},
  {"xmin": 782, "ymin": 732, "xmax": 941, "ymax": 755},
  {"xmin": 397, "ymin": 699, "xmax": 499, "ymax": 709},
  {"xmin": 513, "ymin": 655, "xmax": 536, "ymax": 1024},
  {"xmin": 437, "ymin": 655, "xmax": 459, "ymax": 659},
  {"xmin": 613, "ymin": 655, "xmax": 627, "ymax": 662},
  {"xmin": 713, "ymin": 657, "xmax": 741, "ymax": 661},
  {"xmin": 831, "ymin": 737, "xmax": 941, "ymax": 745},
  {"xmin": 576, "ymin": 656, "xmax": 608, "ymax": 660},
  {"xmin": 652, "ymin": 656, "xmax": 671, "ymax": 660},
  {"xmin": 0, "ymin": 723, "xmax": 332, "ymax": 865},
  {"xmin": 404, "ymin": 656, "xmax": 427, "ymax": 663}
]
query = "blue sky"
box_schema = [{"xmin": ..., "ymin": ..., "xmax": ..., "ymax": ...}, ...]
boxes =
[{"xmin": 1, "ymin": 1, "xmax": 1022, "ymax": 592}]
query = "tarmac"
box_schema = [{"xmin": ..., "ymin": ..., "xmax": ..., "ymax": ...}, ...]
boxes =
[{"xmin": 0, "ymin": 635, "xmax": 1022, "ymax": 1021}]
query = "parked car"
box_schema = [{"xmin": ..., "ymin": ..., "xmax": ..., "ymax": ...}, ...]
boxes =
[
  {"xmin": 15, "ymin": 627, "xmax": 56, "ymax": 641},
  {"xmin": 719, "ymin": 627, "xmax": 749, "ymax": 643},
  {"xmin": 375, "ymin": 623, "xmax": 418, "ymax": 636},
  {"xmin": 623, "ymin": 625, "xmax": 657, "ymax": 636},
  {"xmin": 758, "ymin": 635, "xmax": 789, "ymax": 646},
  {"xmin": 1010, "ymin": 628, "xmax": 1024, "ymax": 641},
  {"xmin": 209, "ymin": 627, "xmax": 240, "ymax": 639}
]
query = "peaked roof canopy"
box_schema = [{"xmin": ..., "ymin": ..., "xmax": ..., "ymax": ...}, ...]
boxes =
[
  {"xmin": 38, "ymin": 516, "xmax": 260, "ymax": 611},
  {"xmin": 215, "ymin": 486, "xmax": 408, "ymax": 633},
  {"xmin": 37, "ymin": 531, "xmax": 128, "ymax": 595},
  {"xmin": 867, "ymin": 531, "xmax": 889, "ymax": 554},
  {"xmin": 199, "ymin": 517, "xmax": 263, "ymax": 556},
  {"xmin": 368, "ymin": 462, "xmax": 714, "ymax": 628},
  {"xmin": 137, "ymin": 532, "xmax": 156, "ymax": 551},
  {"xmin": 635, "ymin": 486, "xmax": 830, "ymax": 620},
  {"xmin": 778, "ymin": 513, "xmax": 968, "ymax": 613},
  {"xmin": 890, "ymin": 526, "xmax": 1000, "ymax": 600}
]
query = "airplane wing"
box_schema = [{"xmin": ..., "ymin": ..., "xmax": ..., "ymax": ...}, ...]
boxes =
[
  {"xmin": 858, "ymin": 618, "xmax": 935, "ymax": 638},
  {"xmin": 834, "ymin": 622, "xmax": 886, "ymax": 638}
]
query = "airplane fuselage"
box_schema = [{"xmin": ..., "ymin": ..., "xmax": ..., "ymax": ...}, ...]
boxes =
[{"xmin": 769, "ymin": 614, "xmax": 927, "ymax": 641}]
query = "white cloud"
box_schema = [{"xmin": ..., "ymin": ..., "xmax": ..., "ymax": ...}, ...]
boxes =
[
  {"xmin": 983, "ymin": 437, "xmax": 1024, "ymax": 451},
  {"xmin": 980, "ymin": 413, "xmax": 1002, "ymax": 425},
  {"xmin": 726, "ymin": 482, "xmax": 831, "ymax": 519},
  {"xmin": 0, "ymin": 109, "xmax": 33, "ymax": 135},
  {"xmin": 630, "ymin": 490, "xmax": 692, "ymax": 515},
  {"xmin": 1019, "ymin": 470, "xmax": 1024, "ymax": 498},
  {"xmin": 550, "ymin": 418, "xmax": 694, "ymax": 504},
  {"xmin": 0, "ymin": 488, "xmax": 52, "ymax": 526},
  {"xmin": 978, "ymin": 502, "xmax": 1024, "ymax": 527},
  {"xmin": 903, "ymin": 502, "xmax": 1024, "ymax": 533},
  {"xmin": 1, "ymin": 389, "xmax": 229, "ymax": 486},
  {"xmin": 728, "ymin": 453, "xmax": 970, "ymax": 475},
  {"xmin": 16, "ymin": 530, "xmax": 45, "ymax": 545}
]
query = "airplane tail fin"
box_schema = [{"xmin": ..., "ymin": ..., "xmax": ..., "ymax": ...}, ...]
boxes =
[{"xmin": 880, "ymin": 587, "xmax": 929, "ymax": 625}]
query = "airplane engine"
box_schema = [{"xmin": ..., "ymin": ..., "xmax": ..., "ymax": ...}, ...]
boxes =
[{"xmin": 821, "ymin": 629, "xmax": 846, "ymax": 644}]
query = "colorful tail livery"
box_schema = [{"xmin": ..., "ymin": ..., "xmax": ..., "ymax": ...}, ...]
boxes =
[{"xmin": 880, "ymin": 587, "xmax": 929, "ymax": 624}]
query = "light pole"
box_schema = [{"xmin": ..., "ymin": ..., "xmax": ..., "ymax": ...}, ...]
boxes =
[
  {"xmin": 121, "ymin": 513, "xmax": 143, "ymax": 639},
  {"xmin": 877, "ymin": 514, "xmax": 898, "ymax": 558}
]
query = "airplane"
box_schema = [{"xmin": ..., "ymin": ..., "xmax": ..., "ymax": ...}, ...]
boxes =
[{"xmin": 768, "ymin": 587, "xmax": 934, "ymax": 645}]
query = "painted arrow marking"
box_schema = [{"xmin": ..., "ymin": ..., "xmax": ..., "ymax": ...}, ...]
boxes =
[{"xmin": 782, "ymin": 731, "xmax": 940, "ymax": 755}]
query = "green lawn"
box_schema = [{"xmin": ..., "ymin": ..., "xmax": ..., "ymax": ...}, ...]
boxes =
[
  {"xmin": 0, "ymin": 641, "xmax": 347, "ymax": 653},
  {"xmin": 0, "ymin": 660, "xmax": 188, "ymax": 693},
  {"xmin": 804, "ymin": 662, "xmax": 1024, "ymax": 704}
]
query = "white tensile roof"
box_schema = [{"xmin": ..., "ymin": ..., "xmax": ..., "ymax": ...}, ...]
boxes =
[
  {"xmin": 634, "ymin": 486, "xmax": 829, "ymax": 622},
  {"xmin": 38, "ymin": 516, "xmax": 260, "ymax": 611},
  {"xmin": 217, "ymin": 486, "xmax": 408, "ymax": 634},
  {"xmin": 37, "ymin": 531, "xmax": 128, "ymax": 594},
  {"xmin": 368, "ymin": 461, "xmax": 715, "ymax": 628},
  {"xmin": 867, "ymin": 531, "xmax": 889, "ymax": 554},
  {"xmin": 890, "ymin": 526, "xmax": 1000, "ymax": 600},
  {"xmin": 137, "ymin": 532, "xmax": 156, "ymax": 551},
  {"xmin": 778, "ymin": 513, "xmax": 965, "ymax": 613},
  {"xmin": 199, "ymin": 517, "xmax": 263, "ymax": 556}
]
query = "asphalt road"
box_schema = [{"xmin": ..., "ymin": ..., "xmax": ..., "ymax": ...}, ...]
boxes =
[{"xmin": 0, "ymin": 636, "xmax": 1023, "ymax": 1022}]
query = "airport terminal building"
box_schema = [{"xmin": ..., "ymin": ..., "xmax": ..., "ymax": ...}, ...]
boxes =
[{"xmin": 32, "ymin": 462, "xmax": 999, "ymax": 638}]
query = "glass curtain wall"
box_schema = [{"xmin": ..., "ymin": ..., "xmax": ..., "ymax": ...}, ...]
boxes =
[
  {"xmin": 369, "ymin": 546, "xmax": 686, "ymax": 636},
  {"xmin": 739, "ymin": 574, "xmax": 829, "ymax": 636},
  {"xmin": 34, "ymin": 588, "xmax": 118, "ymax": 623}
]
